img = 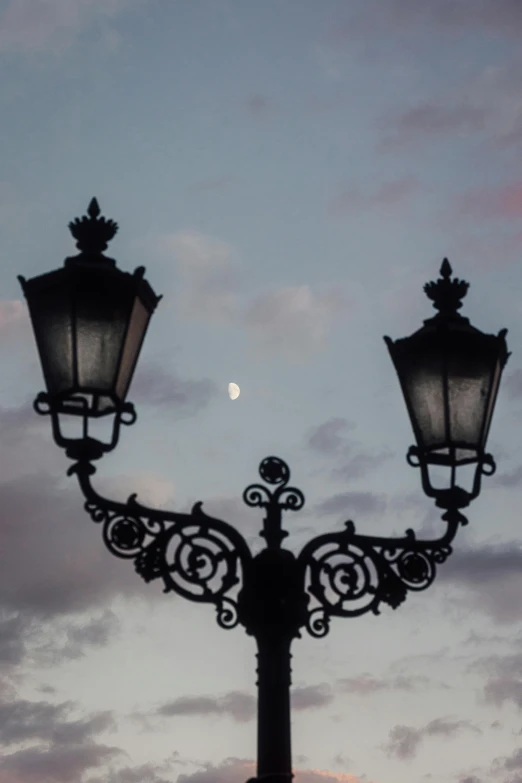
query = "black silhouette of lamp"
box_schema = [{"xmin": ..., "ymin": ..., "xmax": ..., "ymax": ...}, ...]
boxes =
[
  {"xmin": 18, "ymin": 198, "xmax": 161, "ymax": 460},
  {"xmin": 20, "ymin": 201, "xmax": 510, "ymax": 783},
  {"xmin": 385, "ymin": 258, "xmax": 509, "ymax": 510}
]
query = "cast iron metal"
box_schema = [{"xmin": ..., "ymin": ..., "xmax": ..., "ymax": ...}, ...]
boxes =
[{"xmin": 24, "ymin": 202, "xmax": 508, "ymax": 783}]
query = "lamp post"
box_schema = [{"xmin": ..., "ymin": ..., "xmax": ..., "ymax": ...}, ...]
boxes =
[{"xmin": 19, "ymin": 200, "xmax": 510, "ymax": 783}]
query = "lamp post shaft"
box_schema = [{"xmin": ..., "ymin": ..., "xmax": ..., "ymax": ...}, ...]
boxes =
[{"xmin": 256, "ymin": 634, "xmax": 293, "ymax": 782}]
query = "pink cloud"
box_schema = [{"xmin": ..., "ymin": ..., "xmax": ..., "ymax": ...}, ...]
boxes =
[
  {"xmin": 457, "ymin": 182, "xmax": 522, "ymax": 220},
  {"xmin": 329, "ymin": 177, "xmax": 420, "ymax": 215},
  {"xmin": 0, "ymin": 0, "xmax": 133, "ymax": 55},
  {"xmin": 377, "ymin": 104, "xmax": 486, "ymax": 152},
  {"xmin": 332, "ymin": 1, "xmax": 522, "ymax": 41}
]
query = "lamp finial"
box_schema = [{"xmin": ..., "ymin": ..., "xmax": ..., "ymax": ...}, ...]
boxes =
[
  {"xmin": 424, "ymin": 257, "xmax": 469, "ymax": 316},
  {"xmin": 68, "ymin": 198, "xmax": 118, "ymax": 255}
]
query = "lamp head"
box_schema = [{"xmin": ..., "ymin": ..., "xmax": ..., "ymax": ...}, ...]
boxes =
[
  {"xmin": 385, "ymin": 259, "xmax": 509, "ymax": 508},
  {"xmin": 19, "ymin": 199, "xmax": 162, "ymax": 459}
]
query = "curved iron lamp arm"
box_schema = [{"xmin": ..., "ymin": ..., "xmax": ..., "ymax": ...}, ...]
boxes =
[
  {"xmin": 298, "ymin": 505, "xmax": 467, "ymax": 638},
  {"xmin": 67, "ymin": 460, "xmax": 252, "ymax": 630}
]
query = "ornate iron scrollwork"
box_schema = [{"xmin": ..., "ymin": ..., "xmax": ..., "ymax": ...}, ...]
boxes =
[
  {"xmin": 243, "ymin": 456, "xmax": 305, "ymax": 550},
  {"xmin": 68, "ymin": 461, "xmax": 251, "ymax": 629},
  {"xmin": 298, "ymin": 507, "xmax": 467, "ymax": 634},
  {"xmin": 66, "ymin": 454, "xmax": 467, "ymax": 642}
]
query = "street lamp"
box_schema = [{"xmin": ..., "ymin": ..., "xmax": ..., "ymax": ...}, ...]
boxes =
[{"xmin": 19, "ymin": 201, "xmax": 510, "ymax": 783}]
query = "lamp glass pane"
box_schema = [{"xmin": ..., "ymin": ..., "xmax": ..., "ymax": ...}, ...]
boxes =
[
  {"xmin": 30, "ymin": 286, "xmax": 73, "ymax": 394},
  {"xmin": 402, "ymin": 352, "xmax": 446, "ymax": 450},
  {"xmin": 75, "ymin": 279, "xmax": 131, "ymax": 392},
  {"xmin": 115, "ymin": 296, "xmax": 150, "ymax": 401},
  {"xmin": 481, "ymin": 356, "xmax": 502, "ymax": 448},
  {"xmin": 447, "ymin": 352, "xmax": 490, "ymax": 448}
]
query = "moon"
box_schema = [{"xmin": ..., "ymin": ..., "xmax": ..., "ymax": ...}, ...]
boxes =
[{"xmin": 228, "ymin": 382, "xmax": 240, "ymax": 400}]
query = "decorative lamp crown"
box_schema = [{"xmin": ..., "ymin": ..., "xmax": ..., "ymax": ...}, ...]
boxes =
[
  {"xmin": 68, "ymin": 198, "xmax": 118, "ymax": 255},
  {"xmin": 423, "ymin": 258, "xmax": 469, "ymax": 317}
]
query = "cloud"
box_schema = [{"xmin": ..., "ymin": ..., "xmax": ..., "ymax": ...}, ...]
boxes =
[
  {"xmin": 338, "ymin": 674, "xmax": 432, "ymax": 695},
  {"xmin": 307, "ymin": 418, "xmax": 355, "ymax": 456},
  {"xmin": 156, "ymin": 691, "xmax": 255, "ymax": 723},
  {"xmin": 244, "ymin": 95, "xmax": 275, "ymax": 119},
  {"xmin": 157, "ymin": 231, "xmax": 240, "ymax": 324},
  {"xmin": 0, "ymin": 694, "xmax": 122, "ymax": 783},
  {"xmin": 315, "ymin": 491, "xmax": 386, "ymax": 518},
  {"xmin": 37, "ymin": 610, "xmax": 120, "ymax": 663},
  {"xmin": 384, "ymin": 716, "xmax": 480, "ymax": 760},
  {"xmin": 0, "ymin": 0, "xmax": 136, "ymax": 56},
  {"xmin": 306, "ymin": 418, "xmax": 392, "ymax": 483},
  {"xmin": 437, "ymin": 541, "xmax": 522, "ymax": 624},
  {"xmin": 131, "ymin": 360, "xmax": 218, "ymax": 417},
  {"xmin": 329, "ymin": 178, "xmax": 420, "ymax": 216},
  {"xmin": 292, "ymin": 684, "xmax": 333, "ymax": 710},
  {"xmin": 336, "ymin": 1, "xmax": 522, "ymax": 40},
  {"xmin": 383, "ymin": 104, "xmax": 486, "ymax": 147},
  {"xmin": 0, "ymin": 300, "xmax": 27, "ymax": 340},
  {"xmin": 457, "ymin": 182, "xmax": 522, "ymax": 221},
  {"xmin": 175, "ymin": 757, "xmax": 361, "ymax": 783},
  {"xmin": 503, "ymin": 370, "xmax": 522, "ymax": 399},
  {"xmin": 470, "ymin": 651, "xmax": 522, "ymax": 711},
  {"xmin": 175, "ymin": 757, "xmax": 255, "ymax": 783},
  {"xmin": 245, "ymin": 285, "xmax": 346, "ymax": 359},
  {"xmin": 483, "ymin": 677, "xmax": 522, "ymax": 709},
  {"xmin": 0, "ymin": 698, "xmax": 115, "ymax": 746},
  {"xmin": 88, "ymin": 762, "xmax": 175, "ymax": 783},
  {"xmin": 153, "ymin": 230, "xmax": 350, "ymax": 359},
  {"xmin": 0, "ymin": 471, "xmax": 149, "ymax": 623},
  {"xmin": 493, "ymin": 464, "xmax": 522, "ymax": 487},
  {"xmin": 0, "ymin": 742, "xmax": 123, "ymax": 783}
]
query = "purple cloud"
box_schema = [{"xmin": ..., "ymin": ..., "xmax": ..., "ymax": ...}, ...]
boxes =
[
  {"xmin": 437, "ymin": 542, "xmax": 522, "ymax": 623},
  {"xmin": 156, "ymin": 691, "xmax": 255, "ymax": 723},
  {"xmin": 384, "ymin": 716, "xmax": 480, "ymax": 760},
  {"xmin": 315, "ymin": 491, "xmax": 386, "ymax": 518},
  {"xmin": 307, "ymin": 418, "xmax": 355, "ymax": 456},
  {"xmin": 292, "ymin": 684, "xmax": 333, "ymax": 710},
  {"xmin": 131, "ymin": 361, "xmax": 218, "ymax": 416}
]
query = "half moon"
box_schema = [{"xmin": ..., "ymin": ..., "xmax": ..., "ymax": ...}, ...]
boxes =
[{"xmin": 228, "ymin": 382, "xmax": 240, "ymax": 400}]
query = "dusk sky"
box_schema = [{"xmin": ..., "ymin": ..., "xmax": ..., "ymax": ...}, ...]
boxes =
[{"xmin": 2, "ymin": 2, "xmax": 522, "ymax": 782}]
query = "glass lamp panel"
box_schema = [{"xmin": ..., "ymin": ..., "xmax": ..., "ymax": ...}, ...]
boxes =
[
  {"xmin": 401, "ymin": 349, "xmax": 446, "ymax": 451},
  {"xmin": 29, "ymin": 283, "xmax": 73, "ymax": 394},
  {"xmin": 447, "ymin": 350, "xmax": 490, "ymax": 451},
  {"xmin": 115, "ymin": 296, "xmax": 150, "ymax": 401},
  {"xmin": 481, "ymin": 356, "xmax": 503, "ymax": 448},
  {"xmin": 74, "ymin": 274, "xmax": 133, "ymax": 395}
]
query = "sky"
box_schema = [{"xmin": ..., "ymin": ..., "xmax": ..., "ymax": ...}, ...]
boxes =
[{"xmin": 2, "ymin": 1, "xmax": 522, "ymax": 782}]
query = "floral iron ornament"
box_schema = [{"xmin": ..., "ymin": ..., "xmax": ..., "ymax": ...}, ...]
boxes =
[{"xmin": 67, "ymin": 454, "xmax": 466, "ymax": 637}]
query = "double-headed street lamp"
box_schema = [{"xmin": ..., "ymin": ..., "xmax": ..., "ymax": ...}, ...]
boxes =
[{"xmin": 19, "ymin": 200, "xmax": 510, "ymax": 783}]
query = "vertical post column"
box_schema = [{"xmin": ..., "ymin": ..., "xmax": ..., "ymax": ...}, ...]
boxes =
[{"xmin": 255, "ymin": 632, "xmax": 294, "ymax": 783}]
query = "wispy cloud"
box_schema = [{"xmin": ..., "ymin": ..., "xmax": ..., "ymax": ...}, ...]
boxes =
[
  {"xmin": 315, "ymin": 491, "xmax": 386, "ymax": 519},
  {"xmin": 384, "ymin": 716, "xmax": 480, "ymax": 760},
  {"xmin": 329, "ymin": 177, "xmax": 421, "ymax": 216},
  {"xmin": 306, "ymin": 418, "xmax": 392, "ymax": 483},
  {"xmin": 437, "ymin": 542, "xmax": 522, "ymax": 624},
  {"xmin": 131, "ymin": 360, "xmax": 218, "ymax": 417},
  {"xmin": 245, "ymin": 285, "xmax": 347, "ymax": 359},
  {"xmin": 153, "ymin": 231, "xmax": 351, "ymax": 359},
  {"xmin": 456, "ymin": 182, "xmax": 522, "ymax": 221},
  {"xmin": 378, "ymin": 104, "xmax": 486, "ymax": 152},
  {"xmin": 0, "ymin": 0, "xmax": 136, "ymax": 56},
  {"xmin": 156, "ymin": 691, "xmax": 255, "ymax": 723}
]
